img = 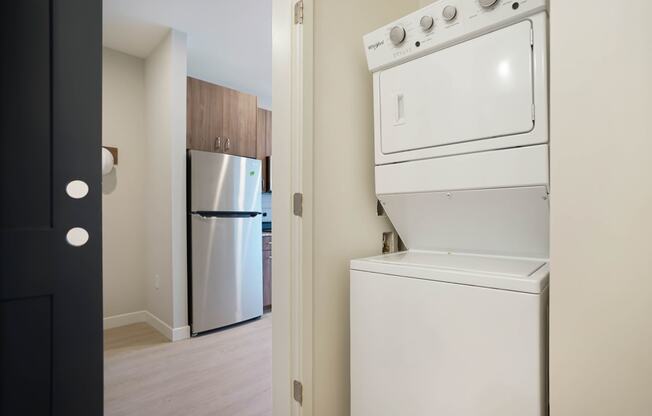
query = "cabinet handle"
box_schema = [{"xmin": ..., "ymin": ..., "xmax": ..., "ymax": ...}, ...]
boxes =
[
  {"xmin": 225, "ymin": 137, "xmax": 231, "ymax": 152},
  {"xmin": 214, "ymin": 137, "xmax": 222, "ymax": 152}
]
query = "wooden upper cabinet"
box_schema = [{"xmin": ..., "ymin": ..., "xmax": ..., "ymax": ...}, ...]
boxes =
[
  {"xmin": 256, "ymin": 108, "xmax": 272, "ymax": 159},
  {"xmin": 187, "ymin": 77, "xmax": 257, "ymax": 158},
  {"xmin": 256, "ymin": 108, "xmax": 266, "ymax": 159},
  {"xmin": 256, "ymin": 108, "xmax": 272, "ymax": 192},
  {"xmin": 222, "ymin": 87, "xmax": 257, "ymax": 158},
  {"xmin": 265, "ymin": 110, "xmax": 272, "ymax": 157},
  {"xmin": 187, "ymin": 77, "xmax": 222, "ymax": 152}
]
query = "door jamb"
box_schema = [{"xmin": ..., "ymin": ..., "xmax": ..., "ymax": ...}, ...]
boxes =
[{"xmin": 272, "ymin": 0, "xmax": 313, "ymax": 415}]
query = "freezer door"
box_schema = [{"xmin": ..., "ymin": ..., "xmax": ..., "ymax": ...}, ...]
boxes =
[
  {"xmin": 190, "ymin": 214, "xmax": 263, "ymax": 333},
  {"xmin": 189, "ymin": 150, "xmax": 262, "ymax": 212}
]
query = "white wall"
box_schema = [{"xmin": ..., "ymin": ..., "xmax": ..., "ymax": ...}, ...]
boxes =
[
  {"xmin": 102, "ymin": 48, "xmax": 147, "ymax": 318},
  {"xmin": 550, "ymin": 1, "xmax": 652, "ymax": 414},
  {"xmin": 311, "ymin": 0, "xmax": 419, "ymax": 414},
  {"xmin": 144, "ymin": 30, "xmax": 189, "ymax": 333}
]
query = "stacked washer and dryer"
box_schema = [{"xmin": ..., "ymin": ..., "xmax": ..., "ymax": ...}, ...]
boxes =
[{"xmin": 351, "ymin": 1, "xmax": 549, "ymax": 415}]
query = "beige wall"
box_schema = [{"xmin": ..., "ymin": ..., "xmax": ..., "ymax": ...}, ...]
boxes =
[
  {"xmin": 102, "ymin": 48, "xmax": 147, "ymax": 318},
  {"xmin": 550, "ymin": 1, "xmax": 652, "ymax": 415},
  {"xmin": 102, "ymin": 32, "xmax": 188, "ymax": 338},
  {"xmin": 144, "ymin": 30, "xmax": 188, "ymax": 331},
  {"xmin": 312, "ymin": 0, "xmax": 418, "ymax": 414}
]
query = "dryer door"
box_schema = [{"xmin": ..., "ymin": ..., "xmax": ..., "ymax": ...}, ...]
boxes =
[{"xmin": 379, "ymin": 20, "xmax": 534, "ymax": 156}]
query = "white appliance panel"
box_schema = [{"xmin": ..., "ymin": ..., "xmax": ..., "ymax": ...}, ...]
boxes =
[
  {"xmin": 351, "ymin": 251, "xmax": 549, "ymax": 293},
  {"xmin": 376, "ymin": 144, "xmax": 548, "ymax": 195},
  {"xmin": 357, "ymin": 250, "xmax": 545, "ymax": 278},
  {"xmin": 351, "ymin": 269, "xmax": 548, "ymax": 416},
  {"xmin": 364, "ymin": 0, "xmax": 547, "ymax": 73},
  {"xmin": 379, "ymin": 20, "xmax": 534, "ymax": 155},
  {"xmin": 379, "ymin": 186, "xmax": 549, "ymax": 258}
]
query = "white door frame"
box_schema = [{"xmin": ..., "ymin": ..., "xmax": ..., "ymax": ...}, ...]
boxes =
[{"xmin": 272, "ymin": 0, "xmax": 313, "ymax": 415}]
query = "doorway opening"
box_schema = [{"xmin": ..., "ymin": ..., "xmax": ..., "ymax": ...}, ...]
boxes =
[{"xmin": 101, "ymin": 1, "xmax": 276, "ymax": 414}]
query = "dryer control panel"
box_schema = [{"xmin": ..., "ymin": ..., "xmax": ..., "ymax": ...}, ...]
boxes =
[{"xmin": 364, "ymin": 0, "xmax": 547, "ymax": 72}]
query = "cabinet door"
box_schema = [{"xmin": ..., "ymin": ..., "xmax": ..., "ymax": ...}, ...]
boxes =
[
  {"xmin": 187, "ymin": 77, "xmax": 224, "ymax": 152},
  {"xmin": 256, "ymin": 108, "xmax": 267, "ymax": 159},
  {"xmin": 263, "ymin": 250, "xmax": 272, "ymax": 308},
  {"xmin": 256, "ymin": 108, "xmax": 272, "ymax": 159},
  {"xmin": 222, "ymin": 88, "xmax": 257, "ymax": 158},
  {"xmin": 265, "ymin": 110, "xmax": 272, "ymax": 157},
  {"xmin": 263, "ymin": 235, "xmax": 272, "ymax": 308},
  {"xmin": 256, "ymin": 108, "xmax": 270, "ymax": 191}
]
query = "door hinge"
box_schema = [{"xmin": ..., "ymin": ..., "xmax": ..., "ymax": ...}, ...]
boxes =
[
  {"xmin": 294, "ymin": 0, "xmax": 304, "ymax": 24},
  {"xmin": 293, "ymin": 192, "xmax": 303, "ymax": 217},
  {"xmin": 293, "ymin": 380, "xmax": 303, "ymax": 405}
]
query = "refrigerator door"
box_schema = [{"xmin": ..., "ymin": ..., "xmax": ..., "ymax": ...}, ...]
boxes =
[
  {"xmin": 189, "ymin": 150, "xmax": 262, "ymax": 213},
  {"xmin": 190, "ymin": 213, "xmax": 263, "ymax": 333}
]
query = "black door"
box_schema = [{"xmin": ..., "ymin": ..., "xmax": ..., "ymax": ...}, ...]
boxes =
[{"xmin": 0, "ymin": 0, "xmax": 103, "ymax": 415}]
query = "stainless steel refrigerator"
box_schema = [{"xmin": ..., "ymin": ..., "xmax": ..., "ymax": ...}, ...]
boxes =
[{"xmin": 188, "ymin": 150, "xmax": 263, "ymax": 334}]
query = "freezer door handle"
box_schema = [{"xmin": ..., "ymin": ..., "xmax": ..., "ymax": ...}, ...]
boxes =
[{"xmin": 190, "ymin": 211, "xmax": 263, "ymax": 218}]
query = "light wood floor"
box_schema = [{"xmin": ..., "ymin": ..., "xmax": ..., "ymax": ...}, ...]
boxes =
[{"xmin": 104, "ymin": 314, "xmax": 272, "ymax": 416}]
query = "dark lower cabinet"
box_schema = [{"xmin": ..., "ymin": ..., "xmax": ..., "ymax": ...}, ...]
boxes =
[{"xmin": 263, "ymin": 235, "xmax": 272, "ymax": 309}]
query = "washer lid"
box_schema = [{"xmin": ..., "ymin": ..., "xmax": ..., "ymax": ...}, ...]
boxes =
[{"xmin": 350, "ymin": 250, "xmax": 549, "ymax": 294}]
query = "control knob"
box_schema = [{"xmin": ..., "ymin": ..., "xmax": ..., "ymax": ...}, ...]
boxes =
[
  {"xmin": 389, "ymin": 25, "xmax": 406, "ymax": 45},
  {"xmin": 420, "ymin": 15, "xmax": 434, "ymax": 31},
  {"xmin": 479, "ymin": 0, "xmax": 499, "ymax": 7},
  {"xmin": 442, "ymin": 5, "xmax": 458, "ymax": 21}
]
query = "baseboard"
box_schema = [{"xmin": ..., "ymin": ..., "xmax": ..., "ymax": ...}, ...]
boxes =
[
  {"xmin": 103, "ymin": 310, "xmax": 190, "ymax": 342},
  {"xmin": 143, "ymin": 311, "xmax": 190, "ymax": 342},
  {"xmin": 171, "ymin": 325, "xmax": 191, "ymax": 342},
  {"xmin": 103, "ymin": 311, "xmax": 149, "ymax": 330}
]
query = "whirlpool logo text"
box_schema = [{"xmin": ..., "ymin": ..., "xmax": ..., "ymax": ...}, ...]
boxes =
[{"xmin": 368, "ymin": 40, "xmax": 384, "ymax": 51}]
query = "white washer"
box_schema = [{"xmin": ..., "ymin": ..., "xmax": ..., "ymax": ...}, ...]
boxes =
[
  {"xmin": 351, "ymin": 251, "xmax": 548, "ymax": 416},
  {"xmin": 353, "ymin": 1, "xmax": 550, "ymax": 415}
]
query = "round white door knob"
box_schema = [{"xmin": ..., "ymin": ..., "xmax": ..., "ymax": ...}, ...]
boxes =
[
  {"xmin": 389, "ymin": 25, "xmax": 406, "ymax": 45},
  {"xmin": 66, "ymin": 180, "xmax": 89, "ymax": 199},
  {"xmin": 479, "ymin": 0, "xmax": 499, "ymax": 7},
  {"xmin": 442, "ymin": 5, "xmax": 458, "ymax": 21},
  {"xmin": 66, "ymin": 227, "xmax": 89, "ymax": 247},
  {"xmin": 102, "ymin": 147, "xmax": 115, "ymax": 176},
  {"xmin": 420, "ymin": 15, "xmax": 434, "ymax": 31}
]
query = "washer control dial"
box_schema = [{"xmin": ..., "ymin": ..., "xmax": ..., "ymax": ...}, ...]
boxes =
[
  {"xmin": 389, "ymin": 25, "xmax": 407, "ymax": 45},
  {"xmin": 420, "ymin": 15, "xmax": 434, "ymax": 31},
  {"xmin": 479, "ymin": 0, "xmax": 499, "ymax": 7},
  {"xmin": 442, "ymin": 5, "xmax": 458, "ymax": 21}
]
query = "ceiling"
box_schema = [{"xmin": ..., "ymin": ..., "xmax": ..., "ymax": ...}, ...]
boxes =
[{"xmin": 103, "ymin": 0, "xmax": 272, "ymax": 109}]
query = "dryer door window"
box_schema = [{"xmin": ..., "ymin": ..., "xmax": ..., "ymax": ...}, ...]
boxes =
[{"xmin": 379, "ymin": 20, "xmax": 535, "ymax": 155}]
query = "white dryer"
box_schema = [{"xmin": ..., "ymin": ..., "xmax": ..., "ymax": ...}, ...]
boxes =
[
  {"xmin": 352, "ymin": 1, "xmax": 550, "ymax": 415},
  {"xmin": 366, "ymin": 0, "xmax": 548, "ymax": 165}
]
